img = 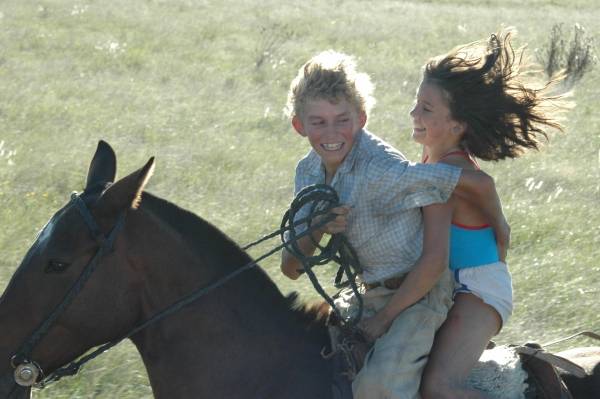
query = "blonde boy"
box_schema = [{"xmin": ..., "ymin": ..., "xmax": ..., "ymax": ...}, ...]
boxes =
[{"xmin": 280, "ymin": 50, "xmax": 508, "ymax": 399}]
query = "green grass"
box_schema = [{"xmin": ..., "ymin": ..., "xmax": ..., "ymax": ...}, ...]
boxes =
[{"xmin": 1, "ymin": 0, "xmax": 599, "ymax": 397}]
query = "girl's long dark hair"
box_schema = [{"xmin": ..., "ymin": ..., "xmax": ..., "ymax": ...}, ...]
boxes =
[{"xmin": 424, "ymin": 29, "xmax": 568, "ymax": 161}]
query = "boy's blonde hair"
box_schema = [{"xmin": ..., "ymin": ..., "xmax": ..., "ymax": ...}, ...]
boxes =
[{"xmin": 285, "ymin": 50, "xmax": 375, "ymax": 119}]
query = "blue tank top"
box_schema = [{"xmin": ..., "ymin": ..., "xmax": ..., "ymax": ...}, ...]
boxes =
[
  {"xmin": 424, "ymin": 150, "xmax": 499, "ymax": 270},
  {"xmin": 449, "ymin": 223, "xmax": 499, "ymax": 270}
]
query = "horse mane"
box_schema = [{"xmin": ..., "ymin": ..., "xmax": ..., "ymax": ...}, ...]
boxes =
[
  {"xmin": 138, "ymin": 192, "xmax": 329, "ymax": 330},
  {"xmin": 286, "ymin": 293, "xmax": 331, "ymax": 331},
  {"xmin": 138, "ymin": 192, "xmax": 251, "ymax": 267}
]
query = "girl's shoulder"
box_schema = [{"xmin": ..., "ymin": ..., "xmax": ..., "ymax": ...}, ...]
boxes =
[{"xmin": 438, "ymin": 151, "xmax": 479, "ymax": 170}]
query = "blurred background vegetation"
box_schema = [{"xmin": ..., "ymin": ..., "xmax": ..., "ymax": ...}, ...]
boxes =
[{"xmin": 0, "ymin": 0, "xmax": 598, "ymax": 397}]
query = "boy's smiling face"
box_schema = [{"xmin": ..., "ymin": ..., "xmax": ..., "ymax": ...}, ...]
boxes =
[{"xmin": 292, "ymin": 98, "xmax": 366, "ymax": 178}]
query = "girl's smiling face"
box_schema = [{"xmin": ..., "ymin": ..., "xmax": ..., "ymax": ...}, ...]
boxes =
[{"xmin": 409, "ymin": 81, "xmax": 463, "ymax": 149}]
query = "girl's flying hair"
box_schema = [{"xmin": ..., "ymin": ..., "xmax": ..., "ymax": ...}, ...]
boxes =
[{"xmin": 423, "ymin": 28, "xmax": 569, "ymax": 161}]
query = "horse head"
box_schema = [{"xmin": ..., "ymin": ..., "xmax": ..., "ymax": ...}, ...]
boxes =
[
  {"xmin": 0, "ymin": 141, "xmax": 154, "ymax": 397},
  {"xmin": 1, "ymin": 141, "xmax": 336, "ymax": 399}
]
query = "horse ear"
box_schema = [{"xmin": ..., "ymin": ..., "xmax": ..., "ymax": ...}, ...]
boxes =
[
  {"xmin": 86, "ymin": 141, "xmax": 117, "ymax": 191},
  {"xmin": 101, "ymin": 157, "xmax": 155, "ymax": 211}
]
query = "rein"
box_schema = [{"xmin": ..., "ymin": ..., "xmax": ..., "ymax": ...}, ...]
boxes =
[{"xmin": 10, "ymin": 184, "xmax": 362, "ymax": 389}]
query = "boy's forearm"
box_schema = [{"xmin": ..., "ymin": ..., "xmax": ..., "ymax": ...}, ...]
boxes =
[
  {"xmin": 379, "ymin": 203, "xmax": 451, "ymax": 323},
  {"xmin": 280, "ymin": 231, "xmax": 323, "ymax": 279},
  {"xmin": 281, "ymin": 249, "xmax": 303, "ymax": 280},
  {"xmin": 380, "ymin": 254, "xmax": 446, "ymax": 322}
]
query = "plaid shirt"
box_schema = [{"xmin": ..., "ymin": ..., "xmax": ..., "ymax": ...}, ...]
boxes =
[{"xmin": 290, "ymin": 129, "xmax": 460, "ymax": 283}]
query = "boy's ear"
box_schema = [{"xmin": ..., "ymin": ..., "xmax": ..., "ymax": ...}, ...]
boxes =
[
  {"xmin": 292, "ymin": 115, "xmax": 307, "ymax": 137},
  {"xmin": 359, "ymin": 111, "xmax": 367, "ymax": 128}
]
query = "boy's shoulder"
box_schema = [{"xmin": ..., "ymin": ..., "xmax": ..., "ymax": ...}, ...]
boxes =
[
  {"xmin": 358, "ymin": 130, "xmax": 408, "ymax": 170},
  {"xmin": 293, "ymin": 130, "xmax": 409, "ymax": 179}
]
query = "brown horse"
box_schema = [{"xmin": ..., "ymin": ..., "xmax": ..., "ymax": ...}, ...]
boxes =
[{"xmin": 0, "ymin": 141, "xmax": 598, "ymax": 399}]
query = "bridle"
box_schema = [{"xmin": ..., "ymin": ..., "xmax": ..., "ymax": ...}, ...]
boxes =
[
  {"xmin": 9, "ymin": 185, "xmax": 362, "ymax": 389},
  {"xmin": 10, "ymin": 192, "xmax": 126, "ymax": 387}
]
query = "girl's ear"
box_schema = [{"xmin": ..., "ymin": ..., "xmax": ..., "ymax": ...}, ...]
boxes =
[
  {"xmin": 452, "ymin": 121, "xmax": 467, "ymax": 136},
  {"xmin": 292, "ymin": 115, "xmax": 306, "ymax": 137}
]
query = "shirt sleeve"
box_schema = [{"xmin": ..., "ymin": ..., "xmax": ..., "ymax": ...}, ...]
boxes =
[
  {"xmin": 367, "ymin": 158, "xmax": 461, "ymax": 214},
  {"xmin": 282, "ymin": 162, "xmax": 312, "ymax": 242}
]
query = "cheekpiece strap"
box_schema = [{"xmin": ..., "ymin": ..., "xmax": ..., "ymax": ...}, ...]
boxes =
[{"xmin": 71, "ymin": 192, "xmax": 104, "ymax": 241}]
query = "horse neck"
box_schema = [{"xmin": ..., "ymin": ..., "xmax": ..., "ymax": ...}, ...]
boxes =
[
  {"xmin": 130, "ymin": 297, "xmax": 332, "ymax": 398},
  {"xmin": 123, "ymin": 197, "xmax": 331, "ymax": 397}
]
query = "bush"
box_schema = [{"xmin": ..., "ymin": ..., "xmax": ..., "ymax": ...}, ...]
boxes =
[{"xmin": 536, "ymin": 23, "xmax": 597, "ymax": 89}]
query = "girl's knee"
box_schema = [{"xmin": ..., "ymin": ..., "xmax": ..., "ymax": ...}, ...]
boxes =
[
  {"xmin": 420, "ymin": 373, "xmax": 454, "ymax": 399},
  {"xmin": 420, "ymin": 380, "xmax": 454, "ymax": 399}
]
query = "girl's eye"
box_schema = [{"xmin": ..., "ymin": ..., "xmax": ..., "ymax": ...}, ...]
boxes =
[
  {"xmin": 45, "ymin": 260, "xmax": 71, "ymax": 274},
  {"xmin": 423, "ymin": 107, "xmax": 432, "ymax": 112}
]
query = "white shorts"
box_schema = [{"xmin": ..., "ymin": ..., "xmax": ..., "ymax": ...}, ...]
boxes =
[{"xmin": 453, "ymin": 261, "xmax": 513, "ymax": 326}]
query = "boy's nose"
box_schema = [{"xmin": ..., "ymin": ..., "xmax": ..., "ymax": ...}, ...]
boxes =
[{"xmin": 324, "ymin": 123, "xmax": 337, "ymax": 136}]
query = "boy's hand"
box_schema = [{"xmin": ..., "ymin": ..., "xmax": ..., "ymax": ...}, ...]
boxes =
[
  {"xmin": 358, "ymin": 311, "xmax": 393, "ymax": 342},
  {"xmin": 316, "ymin": 205, "xmax": 351, "ymax": 235}
]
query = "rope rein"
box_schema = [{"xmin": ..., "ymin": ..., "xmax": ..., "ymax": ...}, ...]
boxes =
[
  {"xmin": 24, "ymin": 184, "xmax": 362, "ymax": 388},
  {"xmin": 279, "ymin": 184, "xmax": 363, "ymax": 327}
]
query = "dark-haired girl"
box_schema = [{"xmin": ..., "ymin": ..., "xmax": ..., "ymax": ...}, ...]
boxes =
[{"xmin": 412, "ymin": 29, "xmax": 567, "ymax": 399}]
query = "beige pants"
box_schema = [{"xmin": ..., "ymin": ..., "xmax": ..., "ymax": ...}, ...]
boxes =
[{"xmin": 334, "ymin": 270, "xmax": 453, "ymax": 399}]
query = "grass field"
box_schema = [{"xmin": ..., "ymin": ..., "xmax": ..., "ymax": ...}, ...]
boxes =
[{"xmin": 1, "ymin": 0, "xmax": 599, "ymax": 397}]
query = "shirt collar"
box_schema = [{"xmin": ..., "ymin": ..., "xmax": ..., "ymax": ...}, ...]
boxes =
[{"xmin": 336, "ymin": 129, "xmax": 364, "ymax": 175}]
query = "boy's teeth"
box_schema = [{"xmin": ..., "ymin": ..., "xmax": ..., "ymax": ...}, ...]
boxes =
[{"xmin": 323, "ymin": 143, "xmax": 343, "ymax": 151}]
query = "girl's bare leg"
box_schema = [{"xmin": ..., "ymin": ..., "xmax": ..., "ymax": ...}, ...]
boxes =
[{"xmin": 420, "ymin": 293, "xmax": 502, "ymax": 399}]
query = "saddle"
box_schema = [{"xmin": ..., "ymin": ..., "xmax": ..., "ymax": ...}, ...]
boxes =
[
  {"xmin": 324, "ymin": 323, "xmax": 373, "ymax": 399},
  {"xmin": 515, "ymin": 342, "xmax": 586, "ymax": 399},
  {"xmin": 325, "ymin": 335, "xmax": 587, "ymax": 399}
]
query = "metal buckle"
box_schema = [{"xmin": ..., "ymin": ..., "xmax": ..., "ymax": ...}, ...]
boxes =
[{"xmin": 12, "ymin": 359, "xmax": 44, "ymax": 387}]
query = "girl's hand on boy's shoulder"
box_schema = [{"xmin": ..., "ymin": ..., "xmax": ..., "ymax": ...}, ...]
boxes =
[
  {"xmin": 316, "ymin": 205, "xmax": 351, "ymax": 235},
  {"xmin": 494, "ymin": 217, "xmax": 510, "ymax": 262}
]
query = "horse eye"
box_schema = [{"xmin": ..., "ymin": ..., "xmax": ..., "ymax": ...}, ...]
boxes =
[{"xmin": 45, "ymin": 260, "xmax": 70, "ymax": 274}]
